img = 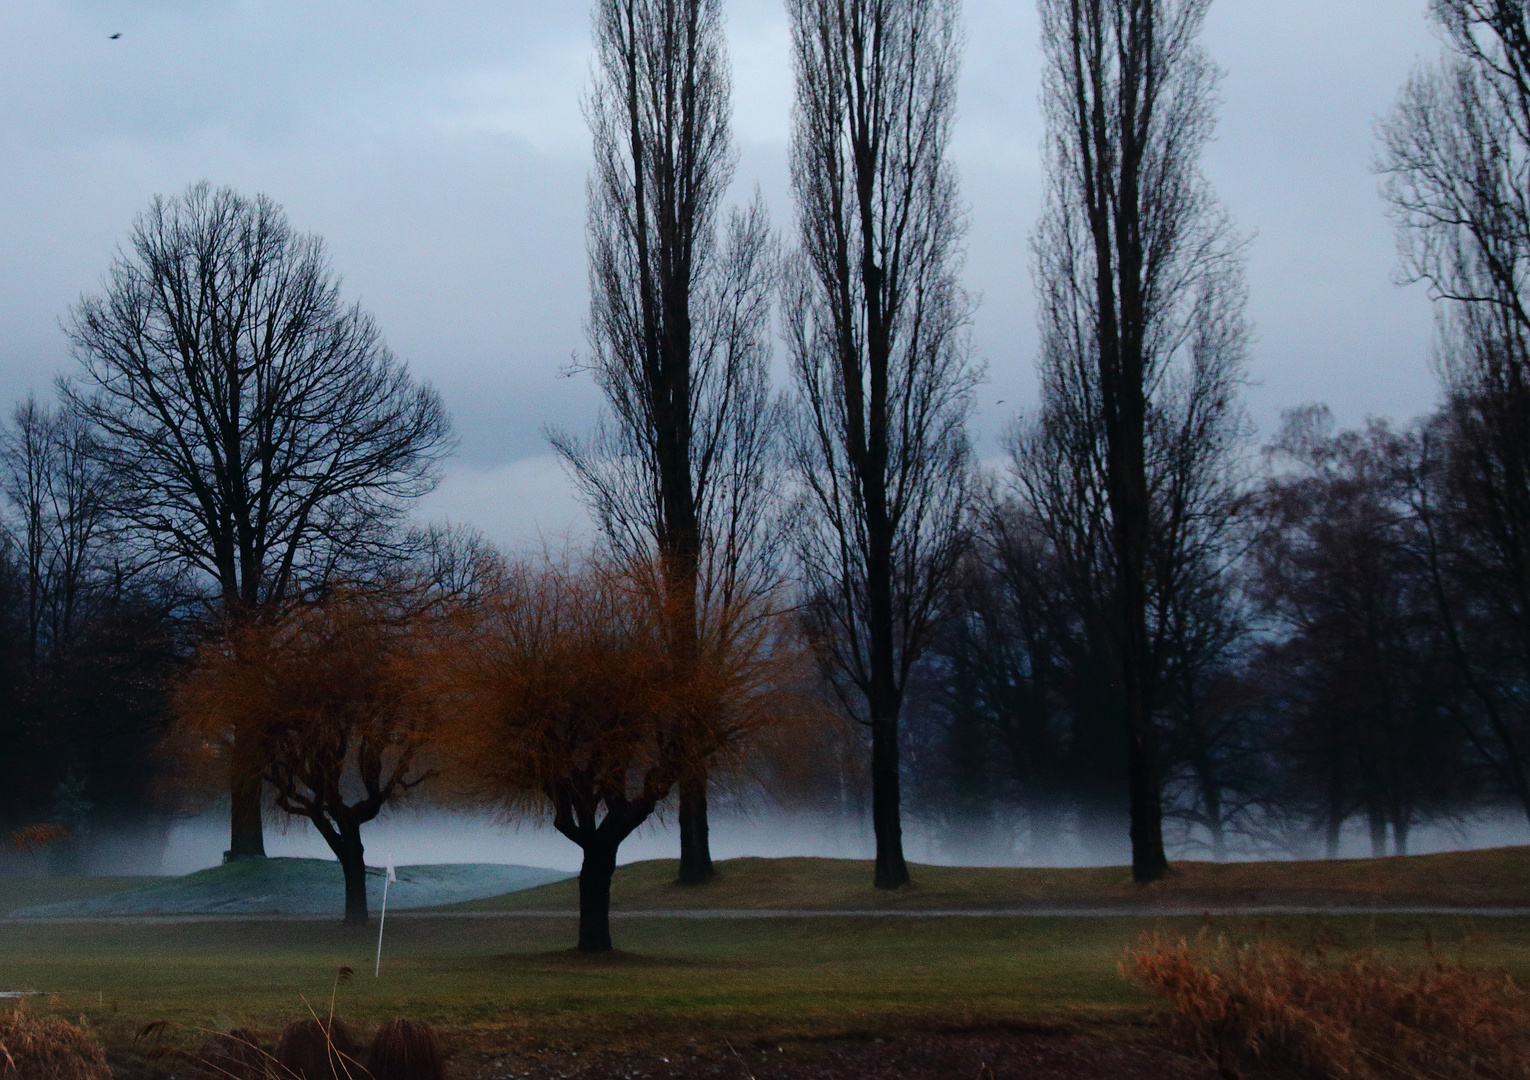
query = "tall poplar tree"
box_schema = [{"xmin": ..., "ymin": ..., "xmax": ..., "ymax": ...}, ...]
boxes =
[
  {"xmin": 562, "ymin": 0, "xmax": 781, "ymax": 884},
  {"xmin": 784, "ymin": 0, "xmax": 977, "ymax": 889}
]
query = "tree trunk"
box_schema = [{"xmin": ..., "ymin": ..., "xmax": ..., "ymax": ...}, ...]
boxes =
[
  {"xmin": 677, "ymin": 771, "xmax": 714, "ymax": 885},
  {"xmin": 336, "ymin": 827, "xmax": 369, "ymax": 927},
  {"xmin": 1126, "ymin": 704, "xmax": 1167, "ymax": 881},
  {"xmin": 226, "ymin": 735, "xmax": 266, "ymax": 861},
  {"xmin": 1368, "ymin": 809, "xmax": 1387, "ymax": 858},
  {"xmin": 1192, "ymin": 744, "xmax": 1227, "ymax": 862},
  {"xmin": 1114, "ymin": 353, "xmax": 1167, "ymax": 886},
  {"xmin": 866, "ymin": 449, "xmax": 909, "ymax": 889},
  {"xmin": 1325, "ymin": 743, "xmax": 1346, "ymax": 858},
  {"xmin": 578, "ymin": 842, "xmax": 619, "ymax": 953},
  {"xmin": 871, "ymin": 709, "xmax": 909, "ymax": 890}
]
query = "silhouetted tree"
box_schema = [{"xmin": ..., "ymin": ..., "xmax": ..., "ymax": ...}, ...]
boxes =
[
  {"xmin": 1249, "ymin": 408, "xmax": 1464, "ymax": 856},
  {"xmin": 1034, "ymin": 0, "xmax": 1244, "ymax": 881},
  {"xmin": 0, "ymin": 396, "xmax": 184, "ymax": 858},
  {"xmin": 1381, "ymin": 0, "xmax": 1530, "ymax": 826},
  {"xmin": 1, "ymin": 397, "xmax": 114, "ymax": 678},
  {"xmin": 66, "ymin": 183, "xmax": 454, "ymax": 860},
  {"xmin": 784, "ymin": 0, "xmax": 977, "ymax": 890},
  {"xmin": 559, "ymin": 0, "xmax": 782, "ymax": 885}
]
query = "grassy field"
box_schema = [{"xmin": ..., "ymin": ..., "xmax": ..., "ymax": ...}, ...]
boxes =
[
  {"xmin": 0, "ymin": 909, "xmax": 1526, "ymax": 1075},
  {"xmin": 0, "ymin": 850, "xmax": 1527, "ymax": 1076},
  {"xmin": 451, "ymin": 846, "xmax": 1530, "ymax": 912}
]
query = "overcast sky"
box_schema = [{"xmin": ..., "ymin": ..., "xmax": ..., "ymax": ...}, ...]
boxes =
[{"xmin": 0, "ymin": 0, "xmax": 1443, "ymax": 550}]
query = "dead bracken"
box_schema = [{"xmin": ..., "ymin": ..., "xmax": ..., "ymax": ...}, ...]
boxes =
[{"xmin": 1127, "ymin": 931, "xmax": 1530, "ymax": 1080}]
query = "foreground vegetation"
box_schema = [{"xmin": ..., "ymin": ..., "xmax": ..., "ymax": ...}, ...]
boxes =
[
  {"xmin": 0, "ymin": 908, "xmax": 1525, "ymax": 1076},
  {"xmin": 1129, "ymin": 932, "xmax": 1530, "ymax": 1080}
]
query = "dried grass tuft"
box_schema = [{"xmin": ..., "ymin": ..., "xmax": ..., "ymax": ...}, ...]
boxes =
[
  {"xmin": 0, "ymin": 1008, "xmax": 110, "ymax": 1080},
  {"xmin": 274, "ymin": 1018, "xmax": 361, "ymax": 1080},
  {"xmin": 1125, "ymin": 930, "xmax": 1530, "ymax": 1080},
  {"xmin": 198, "ymin": 1027, "xmax": 270, "ymax": 1080},
  {"xmin": 365, "ymin": 1019, "xmax": 442, "ymax": 1080}
]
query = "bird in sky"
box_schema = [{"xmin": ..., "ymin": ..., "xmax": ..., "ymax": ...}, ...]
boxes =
[{"xmin": 108, "ymin": 33, "xmax": 121, "ymax": 39}]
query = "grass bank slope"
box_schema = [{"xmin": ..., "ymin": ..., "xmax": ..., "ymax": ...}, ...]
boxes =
[
  {"xmin": 0, "ymin": 876, "xmax": 157, "ymax": 916},
  {"xmin": 13, "ymin": 858, "xmax": 572, "ymax": 917},
  {"xmin": 447, "ymin": 846, "xmax": 1530, "ymax": 912}
]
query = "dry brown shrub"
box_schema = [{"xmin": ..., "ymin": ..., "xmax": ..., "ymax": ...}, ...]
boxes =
[
  {"xmin": 198, "ymin": 1028, "xmax": 269, "ymax": 1080},
  {"xmin": 365, "ymin": 1019, "xmax": 442, "ymax": 1080},
  {"xmin": 0, "ymin": 1008, "xmax": 109, "ymax": 1080},
  {"xmin": 274, "ymin": 1018, "xmax": 362, "ymax": 1080},
  {"xmin": 1125, "ymin": 931, "xmax": 1530, "ymax": 1080}
]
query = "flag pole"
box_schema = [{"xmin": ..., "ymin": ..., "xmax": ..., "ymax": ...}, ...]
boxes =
[{"xmin": 375, "ymin": 853, "xmax": 395, "ymax": 978}]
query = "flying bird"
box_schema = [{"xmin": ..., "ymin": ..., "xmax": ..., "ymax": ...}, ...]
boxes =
[{"xmin": 108, "ymin": 32, "xmax": 121, "ymax": 39}]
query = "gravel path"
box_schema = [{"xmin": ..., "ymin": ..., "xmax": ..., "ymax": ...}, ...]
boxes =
[{"xmin": 5, "ymin": 903, "xmax": 1528, "ymax": 924}]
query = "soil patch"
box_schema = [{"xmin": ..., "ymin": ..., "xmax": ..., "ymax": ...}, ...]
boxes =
[{"xmin": 463, "ymin": 1029, "xmax": 1219, "ymax": 1080}]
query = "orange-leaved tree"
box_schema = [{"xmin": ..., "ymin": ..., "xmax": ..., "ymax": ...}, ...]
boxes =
[
  {"xmin": 172, "ymin": 589, "xmax": 438, "ymax": 925},
  {"xmin": 437, "ymin": 554, "xmax": 797, "ymax": 952}
]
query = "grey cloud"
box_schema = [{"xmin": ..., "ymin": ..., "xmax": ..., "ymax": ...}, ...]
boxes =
[{"xmin": 0, "ymin": 0, "xmax": 1450, "ymax": 547}]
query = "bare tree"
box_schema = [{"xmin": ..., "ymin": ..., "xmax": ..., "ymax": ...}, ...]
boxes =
[
  {"xmin": 784, "ymin": 0, "xmax": 976, "ymax": 889},
  {"xmin": 65, "ymin": 182, "xmax": 454, "ymax": 860},
  {"xmin": 0, "ymin": 396, "xmax": 114, "ymax": 675},
  {"xmin": 1380, "ymin": 0, "xmax": 1530, "ymax": 825},
  {"xmin": 556, "ymin": 0, "xmax": 783, "ymax": 885},
  {"xmin": 1250, "ymin": 409, "xmax": 1465, "ymax": 856},
  {"xmin": 1034, "ymin": 0, "xmax": 1242, "ymax": 881}
]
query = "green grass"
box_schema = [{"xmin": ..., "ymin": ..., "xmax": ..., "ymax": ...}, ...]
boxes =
[
  {"xmin": 451, "ymin": 846, "xmax": 1530, "ymax": 912},
  {"xmin": 0, "ymin": 909, "xmax": 1527, "ymax": 1073}
]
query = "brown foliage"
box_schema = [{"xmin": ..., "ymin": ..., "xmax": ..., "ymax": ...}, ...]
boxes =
[
  {"xmin": 435, "ymin": 556, "xmax": 681, "ymax": 814},
  {"xmin": 433, "ymin": 552, "xmax": 809, "ymax": 949},
  {"xmin": 274, "ymin": 1018, "xmax": 360, "ymax": 1080},
  {"xmin": 366, "ymin": 1019, "xmax": 442, "ymax": 1080},
  {"xmin": 435, "ymin": 555, "xmax": 802, "ymax": 823},
  {"xmin": 171, "ymin": 588, "xmax": 439, "ymax": 922},
  {"xmin": 7, "ymin": 824, "xmax": 67, "ymax": 858},
  {"xmin": 1126, "ymin": 931, "xmax": 1530, "ymax": 1080},
  {"xmin": 171, "ymin": 589, "xmax": 437, "ymax": 808},
  {"xmin": 0, "ymin": 1008, "xmax": 109, "ymax": 1080}
]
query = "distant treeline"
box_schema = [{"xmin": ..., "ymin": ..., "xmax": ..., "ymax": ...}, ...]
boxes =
[
  {"xmin": 3, "ymin": 389, "xmax": 1526, "ymax": 865},
  {"xmin": 900, "ymin": 403, "xmax": 1530, "ymax": 861}
]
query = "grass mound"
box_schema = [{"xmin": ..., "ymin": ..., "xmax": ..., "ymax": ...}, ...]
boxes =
[
  {"xmin": 1127, "ymin": 931, "xmax": 1530, "ymax": 1079},
  {"xmin": 451, "ymin": 846, "xmax": 1530, "ymax": 913},
  {"xmin": 13, "ymin": 858, "xmax": 572, "ymax": 917},
  {"xmin": 0, "ymin": 1008, "xmax": 110, "ymax": 1080}
]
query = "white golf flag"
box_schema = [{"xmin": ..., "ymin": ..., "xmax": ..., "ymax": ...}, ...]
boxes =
[{"xmin": 376, "ymin": 853, "xmax": 396, "ymax": 977}]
